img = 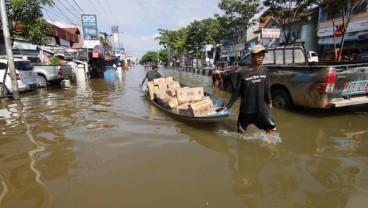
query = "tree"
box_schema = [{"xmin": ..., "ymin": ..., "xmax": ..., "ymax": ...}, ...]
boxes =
[
  {"xmin": 156, "ymin": 27, "xmax": 187, "ymax": 66},
  {"xmin": 185, "ymin": 20, "xmax": 208, "ymax": 68},
  {"xmin": 323, "ymin": 0, "xmax": 366, "ymax": 61},
  {"xmin": 140, "ymin": 51, "xmax": 159, "ymax": 65},
  {"xmin": 216, "ymin": 0, "xmax": 262, "ymax": 62},
  {"xmin": 1, "ymin": 0, "xmax": 54, "ymax": 46},
  {"xmin": 202, "ymin": 18, "xmax": 224, "ymax": 65},
  {"xmin": 263, "ymin": 0, "xmax": 318, "ymax": 45}
]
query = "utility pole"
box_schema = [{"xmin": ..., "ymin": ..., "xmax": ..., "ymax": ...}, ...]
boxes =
[{"xmin": 1, "ymin": 0, "xmax": 19, "ymax": 99}]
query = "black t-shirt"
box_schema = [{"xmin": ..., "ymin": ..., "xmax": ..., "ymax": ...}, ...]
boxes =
[
  {"xmin": 226, "ymin": 66, "xmax": 272, "ymax": 113},
  {"xmin": 145, "ymin": 70, "xmax": 162, "ymax": 81}
]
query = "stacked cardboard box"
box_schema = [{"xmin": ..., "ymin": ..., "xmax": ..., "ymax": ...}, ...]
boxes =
[{"xmin": 149, "ymin": 77, "xmax": 217, "ymax": 117}]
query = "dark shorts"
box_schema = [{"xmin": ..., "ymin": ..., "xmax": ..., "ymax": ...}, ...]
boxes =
[{"xmin": 237, "ymin": 108, "xmax": 276, "ymax": 132}]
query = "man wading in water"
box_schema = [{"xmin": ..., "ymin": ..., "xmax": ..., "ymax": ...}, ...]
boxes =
[{"xmin": 219, "ymin": 45, "xmax": 276, "ymax": 137}]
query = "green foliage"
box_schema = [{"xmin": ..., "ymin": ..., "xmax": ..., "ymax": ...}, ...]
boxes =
[
  {"xmin": 140, "ymin": 51, "xmax": 159, "ymax": 64},
  {"xmin": 323, "ymin": 0, "xmax": 367, "ymax": 61},
  {"xmin": 2, "ymin": 0, "xmax": 54, "ymax": 45},
  {"xmin": 49, "ymin": 56, "xmax": 60, "ymax": 65},
  {"xmin": 263, "ymin": 0, "xmax": 318, "ymax": 44},
  {"xmin": 216, "ymin": 0, "xmax": 262, "ymax": 61}
]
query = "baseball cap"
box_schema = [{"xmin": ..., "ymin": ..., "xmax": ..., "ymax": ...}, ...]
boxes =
[{"xmin": 250, "ymin": 45, "xmax": 268, "ymax": 54}]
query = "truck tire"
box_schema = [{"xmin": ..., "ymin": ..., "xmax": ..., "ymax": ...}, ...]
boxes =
[
  {"xmin": 0, "ymin": 84, "xmax": 8, "ymax": 97},
  {"xmin": 37, "ymin": 75, "xmax": 47, "ymax": 88},
  {"xmin": 272, "ymin": 90, "xmax": 293, "ymax": 109}
]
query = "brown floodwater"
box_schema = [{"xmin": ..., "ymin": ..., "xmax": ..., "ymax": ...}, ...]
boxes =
[{"xmin": 0, "ymin": 65, "xmax": 368, "ymax": 208}]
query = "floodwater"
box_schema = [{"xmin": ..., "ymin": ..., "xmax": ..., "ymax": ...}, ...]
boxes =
[{"xmin": 0, "ymin": 65, "xmax": 368, "ymax": 208}]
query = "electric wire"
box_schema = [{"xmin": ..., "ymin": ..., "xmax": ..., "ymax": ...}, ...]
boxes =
[
  {"xmin": 43, "ymin": 7, "xmax": 78, "ymax": 26},
  {"xmin": 72, "ymin": 0, "xmax": 84, "ymax": 13},
  {"xmin": 102, "ymin": 0, "xmax": 117, "ymax": 26},
  {"xmin": 86, "ymin": 0, "xmax": 111, "ymax": 30},
  {"xmin": 54, "ymin": 0, "xmax": 79, "ymax": 21}
]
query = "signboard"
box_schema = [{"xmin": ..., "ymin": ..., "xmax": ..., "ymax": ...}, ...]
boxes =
[
  {"xmin": 318, "ymin": 19, "xmax": 368, "ymax": 37},
  {"xmin": 81, "ymin": 14, "xmax": 98, "ymax": 40},
  {"xmin": 335, "ymin": 25, "xmax": 344, "ymax": 37},
  {"xmin": 92, "ymin": 51, "xmax": 99, "ymax": 58},
  {"xmin": 262, "ymin": 28, "xmax": 281, "ymax": 39}
]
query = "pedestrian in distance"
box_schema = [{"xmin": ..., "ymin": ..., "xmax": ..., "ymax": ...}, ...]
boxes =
[
  {"xmin": 218, "ymin": 45, "xmax": 276, "ymax": 137},
  {"xmin": 141, "ymin": 65, "xmax": 162, "ymax": 85},
  {"xmin": 240, "ymin": 42, "xmax": 250, "ymax": 58},
  {"xmin": 212, "ymin": 70, "xmax": 223, "ymax": 88}
]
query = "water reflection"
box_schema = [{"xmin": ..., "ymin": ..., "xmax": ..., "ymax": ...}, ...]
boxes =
[
  {"xmin": 177, "ymin": 120, "xmax": 368, "ymax": 207},
  {"xmin": 0, "ymin": 65, "xmax": 367, "ymax": 207}
]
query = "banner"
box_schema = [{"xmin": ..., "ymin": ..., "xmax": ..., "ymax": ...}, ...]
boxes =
[
  {"xmin": 262, "ymin": 28, "xmax": 281, "ymax": 39},
  {"xmin": 81, "ymin": 14, "xmax": 98, "ymax": 40}
]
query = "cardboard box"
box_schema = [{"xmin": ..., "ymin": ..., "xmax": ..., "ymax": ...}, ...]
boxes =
[
  {"xmin": 148, "ymin": 86, "xmax": 159, "ymax": 99},
  {"xmin": 166, "ymin": 97, "xmax": 179, "ymax": 108},
  {"xmin": 147, "ymin": 81, "xmax": 154, "ymax": 89},
  {"xmin": 206, "ymin": 108, "xmax": 218, "ymax": 116},
  {"xmin": 158, "ymin": 83, "xmax": 167, "ymax": 91},
  {"xmin": 153, "ymin": 78, "xmax": 166, "ymax": 85},
  {"xmin": 188, "ymin": 96, "xmax": 213, "ymax": 117},
  {"xmin": 176, "ymin": 87, "xmax": 204, "ymax": 104},
  {"xmin": 166, "ymin": 88, "xmax": 176, "ymax": 97},
  {"xmin": 165, "ymin": 77, "xmax": 173, "ymax": 83},
  {"xmin": 154, "ymin": 91, "xmax": 167, "ymax": 100},
  {"xmin": 172, "ymin": 102, "xmax": 190, "ymax": 115},
  {"xmin": 167, "ymin": 81, "xmax": 181, "ymax": 89}
]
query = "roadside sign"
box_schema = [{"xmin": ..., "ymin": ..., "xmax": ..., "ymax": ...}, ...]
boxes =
[{"xmin": 262, "ymin": 28, "xmax": 281, "ymax": 39}]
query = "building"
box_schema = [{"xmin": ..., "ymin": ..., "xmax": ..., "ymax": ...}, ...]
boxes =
[{"xmin": 317, "ymin": 0, "xmax": 368, "ymax": 51}]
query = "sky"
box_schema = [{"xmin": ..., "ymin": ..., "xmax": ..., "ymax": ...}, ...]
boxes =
[{"xmin": 43, "ymin": 0, "xmax": 224, "ymax": 59}]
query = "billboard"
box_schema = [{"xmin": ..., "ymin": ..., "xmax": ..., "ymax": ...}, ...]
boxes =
[
  {"xmin": 81, "ymin": 14, "xmax": 98, "ymax": 40},
  {"xmin": 262, "ymin": 28, "xmax": 281, "ymax": 39}
]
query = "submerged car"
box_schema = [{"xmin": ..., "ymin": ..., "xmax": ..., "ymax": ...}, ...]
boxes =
[{"xmin": 0, "ymin": 57, "xmax": 38, "ymax": 97}]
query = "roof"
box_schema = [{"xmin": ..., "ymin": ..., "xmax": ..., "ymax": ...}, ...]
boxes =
[{"xmin": 64, "ymin": 28, "xmax": 81, "ymax": 35}]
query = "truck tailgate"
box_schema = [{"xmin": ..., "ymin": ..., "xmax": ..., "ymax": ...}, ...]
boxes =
[{"xmin": 331, "ymin": 64, "xmax": 368, "ymax": 107}]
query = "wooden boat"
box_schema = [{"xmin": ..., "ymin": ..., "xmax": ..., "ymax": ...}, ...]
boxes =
[{"xmin": 141, "ymin": 84, "xmax": 231, "ymax": 123}]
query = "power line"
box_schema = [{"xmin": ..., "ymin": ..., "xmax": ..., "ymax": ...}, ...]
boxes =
[
  {"xmin": 63, "ymin": 0, "xmax": 81, "ymax": 15},
  {"xmin": 86, "ymin": 0, "xmax": 111, "ymax": 31},
  {"xmin": 55, "ymin": 0, "xmax": 79, "ymax": 21},
  {"xmin": 43, "ymin": 7, "xmax": 78, "ymax": 26},
  {"xmin": 72, "ymin": 0, "xmax": 84, "ymax": 13},
  {"xmin": 102, "ymin": 0, "xmax": 116, "ymax": 26}
]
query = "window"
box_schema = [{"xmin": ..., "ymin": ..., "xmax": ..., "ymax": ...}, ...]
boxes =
[
  {"xmin": 275, "ymin": 50, "xmax": 284, "ymax": 64},
  {"xmin": 294, "ymin": 49, "xmax": 306, "ymax": 63},
  {"xmin": 284, "ymin": 49, "xmax": 293, "ymax": 64},
  {"xmin": 14, "ymin": 61, "xmax": 32, "ymax": 71},
  {"xmin": 0, "ymin": 63, "xmax": 6, "ymax": 70},
  {"xmin": 264, "ymin": 51, "xmax": 274, "ymax": 64}
]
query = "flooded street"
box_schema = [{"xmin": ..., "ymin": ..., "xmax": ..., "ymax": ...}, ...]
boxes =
[{"xmin": 1, "ymin": 65, "xmax": 368, "ymax": 208}]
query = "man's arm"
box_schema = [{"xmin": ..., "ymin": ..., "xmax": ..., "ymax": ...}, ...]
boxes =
[{"xmin": 141, "ymin": 73, "xmax": 148, "ymax": 85}]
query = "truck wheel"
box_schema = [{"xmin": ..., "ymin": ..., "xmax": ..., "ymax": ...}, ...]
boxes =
[
  {"xmin": 272, "ymin": 90, "xmax": 293, "ymax": 109},
  {"xmin": 0, "ymin": 84, "xmax": 8, "ymax": 97},
  {"xmin": 37, "ymin": 75, "xmax": 47, "ymax": 88}
]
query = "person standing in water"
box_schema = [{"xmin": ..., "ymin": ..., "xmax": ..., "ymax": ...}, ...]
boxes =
[{"xmin": 219, "ymin": 45, "xmax": 276, "ymax": 137}]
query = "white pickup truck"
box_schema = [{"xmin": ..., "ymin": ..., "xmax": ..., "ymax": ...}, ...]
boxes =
[{"xmin": 18, "ymin": 55, "xmax": 73, "ymax": 87}]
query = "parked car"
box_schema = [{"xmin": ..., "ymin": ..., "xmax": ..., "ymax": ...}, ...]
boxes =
[
  {"xmin": 307, "ymin": 51, "xmax": 319, "ymax": 62},
  {"xmin": 320, "ymin": 48, "xmax": 360, "ymax": 62},
  {"xmin": 16, "ymin": 55, "xmax": 73, "ymax": 87},
  {"xmin": 222, "ymin": 45, "xmax": 368, "ymax": 109},
  {"xmin": 0, "ymin": 57, "xmax": 38, "ymax": 97}
]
